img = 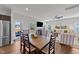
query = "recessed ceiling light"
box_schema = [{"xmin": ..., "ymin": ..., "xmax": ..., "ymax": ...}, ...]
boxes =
[
  {"xmin": 44, "ymin": 19, "xmax": 53, "ymax": 22},
  {"xmin": 26, "ymin": 8, "xmax": 29, "ymax": 11}
]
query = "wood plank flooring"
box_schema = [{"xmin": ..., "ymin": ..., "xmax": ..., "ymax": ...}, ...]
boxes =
[
  {"xmin": 0, "ymin": 41, "xmax": 79, "ymax": 54},
  {"xmin": 55, "ymin": 43, "xmax": 79, "ymax": 54},
  {"xmin": 0, "ymin": 41, "xmax": 20, "ymax": 54}
]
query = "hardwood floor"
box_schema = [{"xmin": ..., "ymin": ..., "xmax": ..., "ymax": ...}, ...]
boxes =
[
  {"xmin": 55, "ymin": 43, "xmax": 79, "ymax": 54},
  {"xmin": 0, "ymin": 41, "xmax": 20, "ymax": 54},
  {"xmin": 0, "ymin": 41, "xmax": 79, "ymax": 54}
]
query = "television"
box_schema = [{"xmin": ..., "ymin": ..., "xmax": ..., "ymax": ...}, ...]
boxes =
[{"xmin": 37, "ymin": 22, "xmax": 43, "ymax": 27}]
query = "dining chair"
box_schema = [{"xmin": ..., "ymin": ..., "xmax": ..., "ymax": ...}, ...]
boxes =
[
  {"xmin": 20, "ymin": 34, "xmax": 24, "ymax": 53},
  {"xmin": 54, "ymin": 33, "xmax": 58, "ymax": 37},
  {"xmin": 51, "ymin": 32, "xmax": 58, "ymax": 37},
  {"xmin": 24, "ymin": 34, "xmax": 36, "ymax": 54},
  {"xmin": 20, "ymin": 30, "xmax": 36, "ymax": 54},
  {"xmin": 41, "ymin": 34, "xmax": 56, "ymax": 54}
]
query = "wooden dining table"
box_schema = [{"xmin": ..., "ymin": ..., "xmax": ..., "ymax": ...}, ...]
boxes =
[{"xmin": 29, "ymin": 34, "xmax": 50, "ymax": 51}]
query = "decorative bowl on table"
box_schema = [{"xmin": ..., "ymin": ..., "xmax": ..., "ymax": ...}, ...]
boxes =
[{"xmin": 31, "ymin": 34, "xmax": 38, "ymax": 39}]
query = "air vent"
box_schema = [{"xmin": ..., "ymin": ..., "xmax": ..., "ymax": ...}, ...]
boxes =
[{"xmin": 54, "ymin": 15, "xmax": 63, "ymax": 19}]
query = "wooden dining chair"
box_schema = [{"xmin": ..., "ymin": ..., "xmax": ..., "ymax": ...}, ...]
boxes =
[
  {"xmin": 49, "ymin": 35, "xmax": 55, "ymax": 54},
  {"xmin": 20, "ymin": 34, "xmax": 24, "ymax": 53},
  {"xmin": 20, "ymin": 30, "xmax": 36, "ymax": 54},
  {"xmin": 24, "ymin": 34, "xmax": 36, "ymax": 54},
  {"xmin": 41, "ymin": 34, "xmax": 56, "ymax": 54}
]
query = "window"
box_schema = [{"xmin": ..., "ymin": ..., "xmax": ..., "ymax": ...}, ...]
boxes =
[{"xmin": 15, "ymin": 21, "xmax": 21, "ymax": 37}]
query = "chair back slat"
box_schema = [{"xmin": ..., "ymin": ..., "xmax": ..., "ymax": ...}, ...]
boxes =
[
  {"xmin": 49, "ymin": 34, "xmax": 56, "ymax": 54},
  {"xmin": 20, "ymin": 30, "xmax": 31, "ymax": 53}
]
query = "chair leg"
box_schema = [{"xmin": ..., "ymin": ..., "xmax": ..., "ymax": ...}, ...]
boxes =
[
  {"xmin": 53, "ymin": 50, "xmax": 55, "ymax": 54},
  {"xmin": 22, "ymin": 45, "xmax": 26, "ymax": 54},
  {"xmin": 20, "ymin": 45, "xmax": 24, "ymax": 54},
  {"xmin": 20, "ymin": 45, "xmax": 23, "ymax": 53}
]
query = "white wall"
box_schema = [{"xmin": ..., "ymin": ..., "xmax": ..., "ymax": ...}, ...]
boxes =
[
  {"xmin": 11, "ymin": 11, "xmax": 37, "ymax": 44},
  {"xmin": 47, "ymin": 17, "xmax": 79, "ymax": 46},
  {"xmin": 47, "ymin": 17, "xmax": 79, "ymax": 31}
]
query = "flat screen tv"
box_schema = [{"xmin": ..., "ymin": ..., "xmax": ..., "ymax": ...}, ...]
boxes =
[{"xmin": 37, "ymin": 22, "xmax": 43, "ymax": 27}]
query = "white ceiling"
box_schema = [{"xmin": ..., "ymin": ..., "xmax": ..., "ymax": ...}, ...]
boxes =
[{"xmin": 0, "ymin": 4, "xmax": 79, "ymax": 21}]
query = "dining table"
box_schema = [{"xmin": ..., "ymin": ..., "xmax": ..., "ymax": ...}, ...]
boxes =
[{"xmin": 29, "ymin": 34, "xmax": 51, "ymax": 51}]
